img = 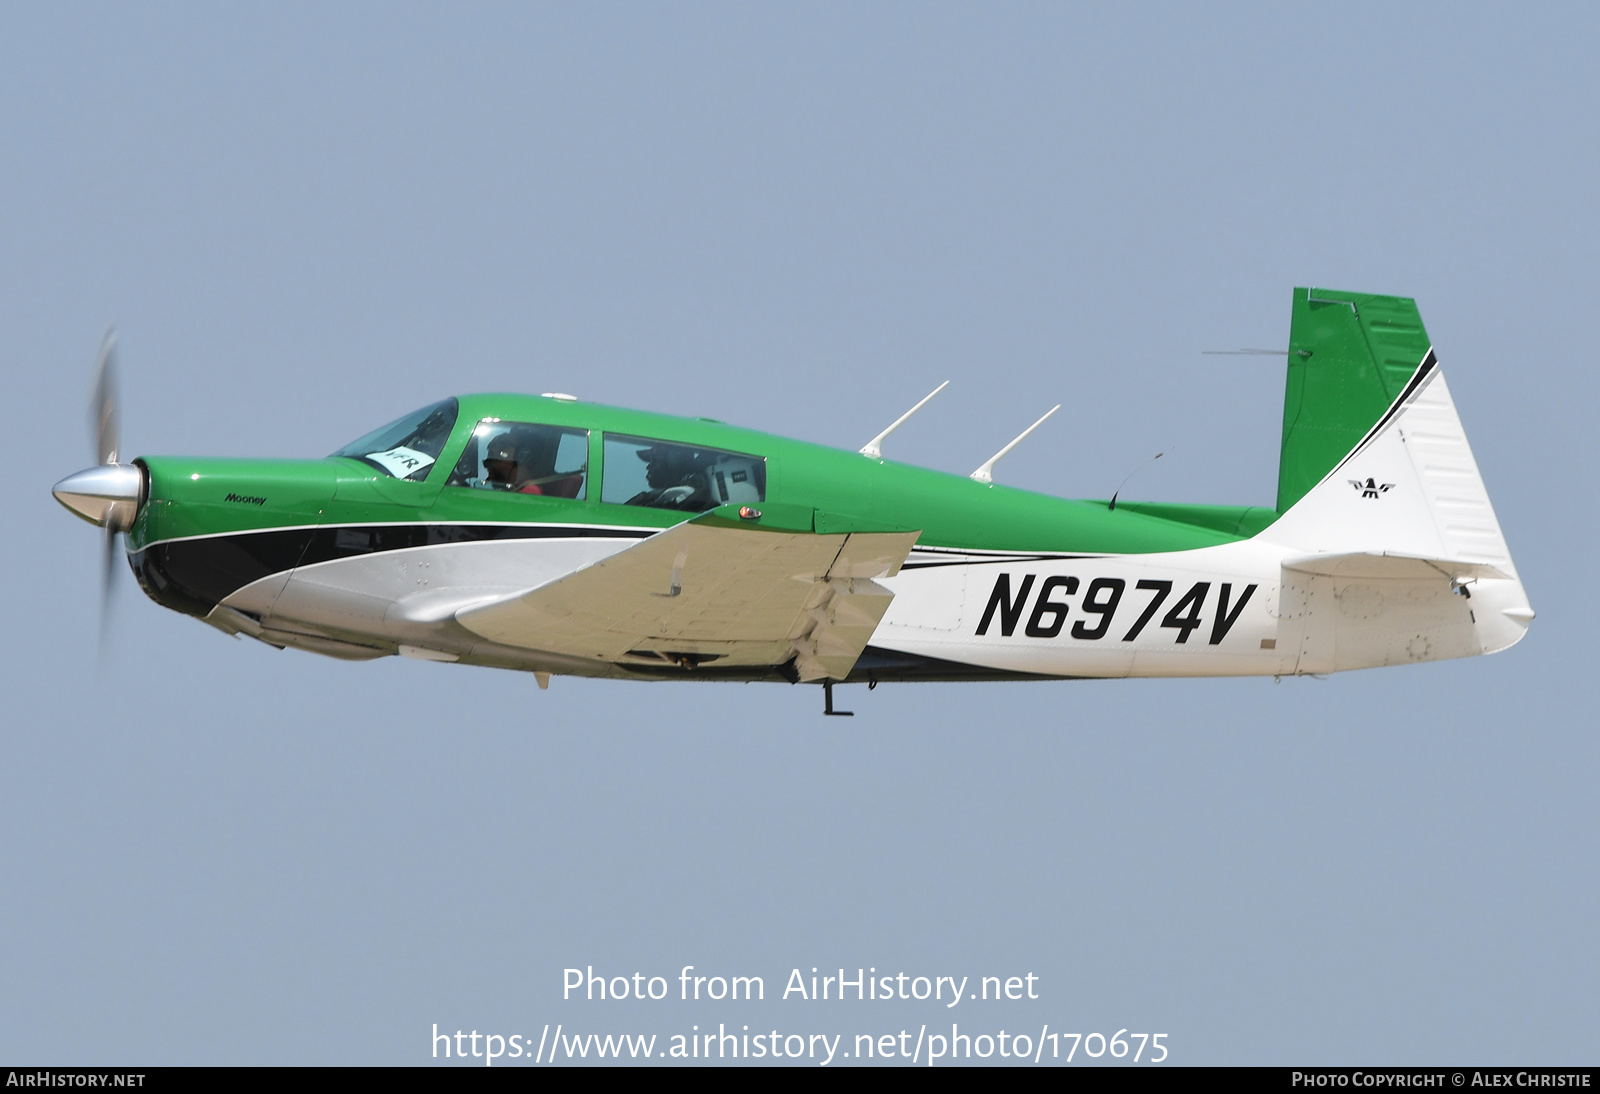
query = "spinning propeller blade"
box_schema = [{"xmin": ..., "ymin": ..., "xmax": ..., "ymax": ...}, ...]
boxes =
[
  {"xmin": 100, "ymin": 519, "xmax": 119, "ymax": 657},
  {"xmin": 93, "ymin": 327, "xmax": 119, "ymax": 466},
  {"xmin": 96, "ymin": 327, "xmax": 122, "ymax": 654},
  {"xmin": 50, "ymin": 326, "xmax": 142, "ymax": 655}
]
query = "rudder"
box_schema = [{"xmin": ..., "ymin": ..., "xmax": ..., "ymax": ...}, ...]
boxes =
[{"xmin": 1278, "ymin": 288, "xmax": 1433, "ymax": 513}]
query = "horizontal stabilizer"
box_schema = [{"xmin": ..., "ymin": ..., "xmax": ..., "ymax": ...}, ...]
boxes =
[{"xmin": 1281, "ymin": 551, "xmax": 1511, "ymax": 583}]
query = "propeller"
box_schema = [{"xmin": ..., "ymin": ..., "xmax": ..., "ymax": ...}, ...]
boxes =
[
  {"xmin": 93, "ymin": 328, "xmax": 119, "ymax": 465},
  {"xmin": 94, "ymin": 329, "xmax": 126, "ymax": 648},
  {"xmin": 100, "ymin": 518, "xmax": 119, "ymax": 658},
  {"xmin": 52, "ymin": 326, "xmax": 144, "ymax": 650}
]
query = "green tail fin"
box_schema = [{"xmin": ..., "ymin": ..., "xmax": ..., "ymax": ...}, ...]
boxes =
[{"xmin": 1276, "ymin": 287, "xmax": 1433, "ymax": 513}]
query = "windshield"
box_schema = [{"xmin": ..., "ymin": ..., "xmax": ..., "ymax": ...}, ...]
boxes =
[{"xmin": 331, "ymin": 398, "xmax": 459, "ymax": 480}]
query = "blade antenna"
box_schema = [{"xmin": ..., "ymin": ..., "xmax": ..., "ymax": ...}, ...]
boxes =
[
  {"xmin": 970, "ymin": 405, "xmax": 1060, "ymax": 484},
  {"xmin": 1108, "ymin": 451, "xmax": 1167, "ymax": 511},
  {"xmin": 860, "ymin": 381, "xmax": 948, "ymax": 459}
]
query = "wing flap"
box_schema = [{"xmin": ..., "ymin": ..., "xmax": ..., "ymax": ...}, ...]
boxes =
[{"xmin": 788, "ymin": 576, "xmax": 897, "ymax": 681}]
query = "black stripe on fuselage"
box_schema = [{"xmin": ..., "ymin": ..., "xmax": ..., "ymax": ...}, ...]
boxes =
[
  {"xmin": 296, "ymin": 522, "xmax": 652, "ymax": 568},
  {"xmin": 129, "ymin": 522, "xmax": 654, "ymax": 617}
]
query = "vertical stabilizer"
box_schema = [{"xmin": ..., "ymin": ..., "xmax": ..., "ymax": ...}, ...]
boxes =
[
  {"xmin": 1278, "ymin": 288, "xmax": 1433, "ymax": 512},
  {"xmin": 1261, "ymin": 345, "xmax": 1532, "ymax": 666}
]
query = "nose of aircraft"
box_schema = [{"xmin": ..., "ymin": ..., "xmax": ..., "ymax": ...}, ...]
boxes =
[{"xmin": 52, "ymin": 463, "xmax": 145, "ymax": 530}]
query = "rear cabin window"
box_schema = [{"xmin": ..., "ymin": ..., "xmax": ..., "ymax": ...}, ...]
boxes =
[
  {"xmin": 448, "ymin": 419, "xmax": 589, "ymax": 499},
  {"xmin": 601, "ymin": 435, "xmax": 766, "ymax": 512}
]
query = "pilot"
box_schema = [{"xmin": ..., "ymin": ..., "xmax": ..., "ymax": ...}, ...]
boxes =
[
  {"xmin": 482, "ymin": 431, "xmax": 584, "ymax": 496},
  {"xmin": 483, "ymin": 434, "xmax": 521, "ymax": 489}
]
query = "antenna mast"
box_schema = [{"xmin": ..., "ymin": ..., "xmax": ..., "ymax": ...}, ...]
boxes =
[
  {"xmin": 970, "ymin": 405, "xmax": 1060, "ymax": 484},
  {"xmin": 859, "ymin": 381, "xmax": 949, "ymax": 459}
]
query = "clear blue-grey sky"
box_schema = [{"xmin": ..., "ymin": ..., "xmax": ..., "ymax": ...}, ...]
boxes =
[{"xmin": 3, "ymin": 3, "xmax": 1595, "ymax": 1066}]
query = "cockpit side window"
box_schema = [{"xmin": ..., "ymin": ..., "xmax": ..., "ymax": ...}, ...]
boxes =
[
  {"xmin": 331, "ymin": 398, "xmax": 459, "ymax": 481},
  {"xmin": 601, "ymin": 434, "xmax": 766, "ymax": 512},
  {"xmin": 448, "ymin": 419, "xmax": 589, "ymax": 500}
]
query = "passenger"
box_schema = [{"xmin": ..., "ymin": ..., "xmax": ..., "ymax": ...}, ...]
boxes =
[{"xmin": 628, "ymin": 445, "xmax": 708, "ymax": 509}]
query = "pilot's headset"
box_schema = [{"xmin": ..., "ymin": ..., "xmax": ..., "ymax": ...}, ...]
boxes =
[
  {"xmin": 485, "ymin": 433, "xmax": 518, "ymax": 484},
  {"xmin": 486, "ymin": 434, "xmax": 517, "ymax": 462}
]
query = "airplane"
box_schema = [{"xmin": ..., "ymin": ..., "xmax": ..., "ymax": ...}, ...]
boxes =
[{"xmin": 53, "ymin": 287, "xmax": 1533, "ymax": 714}]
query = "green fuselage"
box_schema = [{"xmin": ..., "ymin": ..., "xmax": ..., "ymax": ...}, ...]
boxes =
[{"xmin": 129, "ymin": 392, "xmax": 1270, "ymax": 585}]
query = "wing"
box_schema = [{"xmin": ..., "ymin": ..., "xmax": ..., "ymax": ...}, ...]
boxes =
[{"xmin": 455, "ymin": 504, "xmax": 920, "ymax": 680}]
